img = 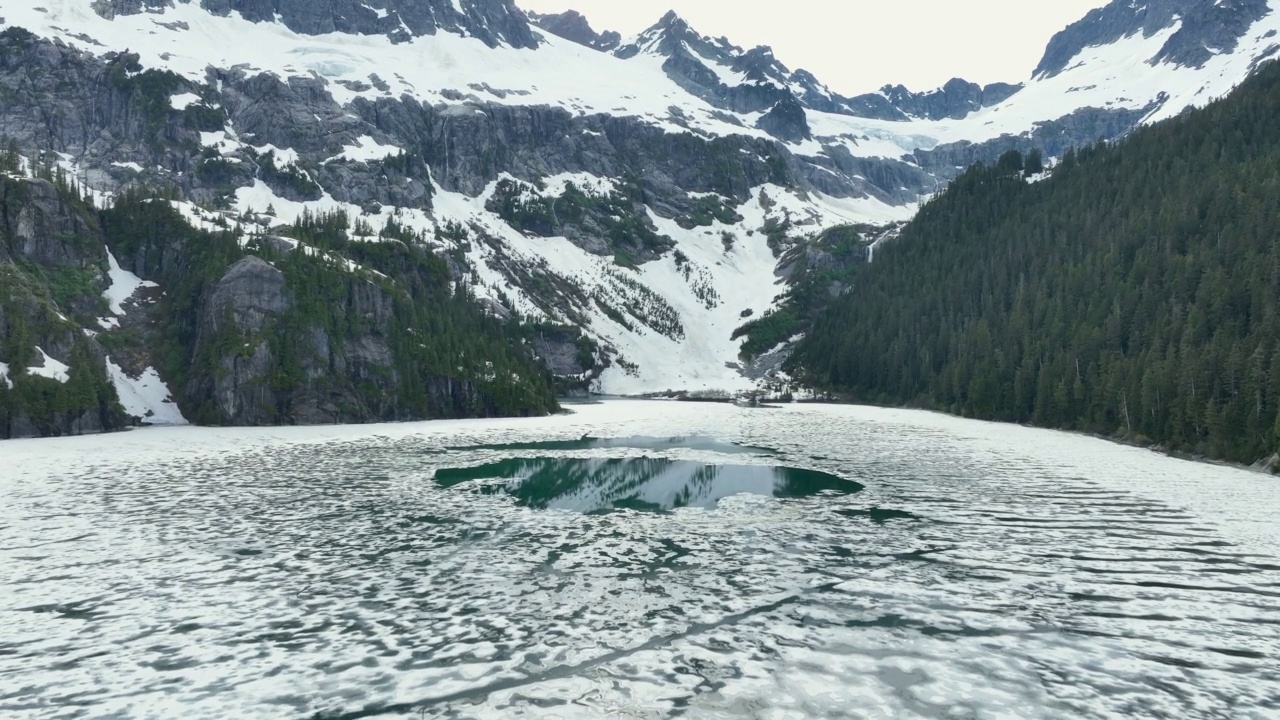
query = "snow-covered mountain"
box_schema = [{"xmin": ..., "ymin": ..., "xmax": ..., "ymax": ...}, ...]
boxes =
[{"xmin": 0, "ymin": 0, "xmax": 1278, "ymax": 427}]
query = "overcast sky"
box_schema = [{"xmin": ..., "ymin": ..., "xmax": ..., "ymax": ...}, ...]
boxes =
[{"xmin": 519, "ymin": 0, "xmax": 1111, "ymax": 93}]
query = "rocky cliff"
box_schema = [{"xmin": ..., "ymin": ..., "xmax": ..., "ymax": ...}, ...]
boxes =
[
  {"xmin": 0, "ymin": 154, "xmax": 559, "ymax": 438},
  {"xmin": 100, "ymin": 192, "xmax": 560, "ymax": 427},
  {"xmin": 1035, "ymin": 0, "xmax": 1272, "ymax": 77},
  {"xmin": 0, "ymin": 172, "xmax": 131, "ymax": 438},
  {"xmin": 92, "ymin": 0, "xmax": 540, "ymax": 48},
  {"xmin": 527, "ymin": 9, "xmax": 620, "ymax": 52}
]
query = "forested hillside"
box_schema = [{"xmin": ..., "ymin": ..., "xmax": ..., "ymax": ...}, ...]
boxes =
[
  {"xmin": 791, "ymin": 61, "xmax": 1280, "ymax": 464},
  {"xmin": 0, "ymin": 157, "xmax": 560, "ymax": 437},
  {"xmin": 101, "ymin": 195, "xmax": 562, "ymax": 425}
]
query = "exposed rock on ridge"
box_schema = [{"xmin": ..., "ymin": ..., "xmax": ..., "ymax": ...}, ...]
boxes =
[
  {"xmin": 612, "ymin": 11, "xmax": 1023, "ymax": 125},
  {"xmin": 1035, "ymin": 0, "xmax": 1272, "ymax": 78},
  {"xmin": 93, "ymin": 0, "xmax": 541, "ymax": 48},
  {"xmin": 527, "ymin": 9, "xmax": 620, "ymax": 51}
]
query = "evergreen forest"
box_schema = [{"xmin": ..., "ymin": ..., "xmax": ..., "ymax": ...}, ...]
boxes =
[{"xmin": 791, "ymin": 61, "xmax": 1280, "ymax": 464}]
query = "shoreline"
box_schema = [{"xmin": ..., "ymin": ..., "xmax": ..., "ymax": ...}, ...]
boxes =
[
  {"xmin": 607, "ymin": 392, "xmax": 1280, "ymax": 477},
  {"xmin": 781, "ymin": 394, "xmax": 1280, "ymax": 477},
  {"xmin": 6, "ymin": 392, "xmax": 1277, "ymax": 478}
]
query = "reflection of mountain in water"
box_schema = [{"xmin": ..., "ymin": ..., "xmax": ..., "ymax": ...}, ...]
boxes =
[{"xmin": 434, "ymin": 458, "xmax": 861, "ymax": 513}]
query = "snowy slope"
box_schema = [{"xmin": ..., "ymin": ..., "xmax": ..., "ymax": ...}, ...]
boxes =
[
  {"xmin": 102, "ymin": 249, "xmax": 157, "ymax": 316},
  {"xmin": 0, "ymin": 1, "xmax": 757, "ymax": 140},
  {"xmin": 1, "ymin": 0, "xmax": 1277, "ymax": 396},
  {"xmin": 106, "ymin": 358, "xmax": 188, "ymax": 426},
  {"xmin": 27, "ymin": 347, "xmax": 71, "ymax": 384},
  {"xmin": 6, "ymin": 1, "xmax": 1274, "ymax": 162},
  {"xmin": 605, "ymin": 2, "xmax": 1280, "ymax": 149}
]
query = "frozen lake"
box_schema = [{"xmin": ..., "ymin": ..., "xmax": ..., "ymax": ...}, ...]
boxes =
[{"xmin": 2, "ymin": 400, "xmax": 1279, "ymax": 719}]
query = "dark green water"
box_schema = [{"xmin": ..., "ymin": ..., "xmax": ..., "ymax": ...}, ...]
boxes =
[{"xmin": 434, "ymin": 457, "xmax": 861, "ymax": 513}]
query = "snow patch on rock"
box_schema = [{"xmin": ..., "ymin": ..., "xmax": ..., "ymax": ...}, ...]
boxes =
[
  {"xmin": 324, "ymin": 136, "xmax": 403, "ymax": 164},
  {"xmin": 104, "ymin": 249, "xmax": 158, "ymax": 316},
  {"xmin": 28, "ymin": 347, "xmax": 70, "ymax": 384},
  {"xmin": 168, "ymin": 92, "xmax": 201, "ymax": 110},
  {"xmin": 106, "ymin": 358, "xmax": 188, "ymax": 426}
]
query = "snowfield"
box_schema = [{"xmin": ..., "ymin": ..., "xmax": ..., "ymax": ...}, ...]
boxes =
[
  {"xmin": 105, "ymin": 358, "xmax": 189, "ymax": 426},
  {"xmin": 5, "ymin": 0, "xmax": 1276, "ymax": 162}
]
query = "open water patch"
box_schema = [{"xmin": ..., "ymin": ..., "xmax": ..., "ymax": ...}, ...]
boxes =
[{"xmin": 434, "ymin": 457, "xmax": 860, "ymax": 513}]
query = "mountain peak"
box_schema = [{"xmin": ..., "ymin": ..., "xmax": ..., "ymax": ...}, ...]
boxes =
[
  {"xmin": 658, "ymin": 10, "xmax": 685, "ymax": 27},
  {"xmin": 877, "ymin": 79, "xmax": 1023, "ymax": 120},
  {"xmin": 527, "ymin": 8, "xmax": 622, "ymax": 52},
  {"xmin": 641, "ymin": 9, "xmax": 700, "ymax": 42},
  {"xmin": 614, "ymin": 9, "xmax": 705, "ymax": 59}
]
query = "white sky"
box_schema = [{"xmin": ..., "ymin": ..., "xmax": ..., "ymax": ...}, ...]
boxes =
[{"xmin": 519, "ymin": 0, "xmax": 1112, "ymax": 93}]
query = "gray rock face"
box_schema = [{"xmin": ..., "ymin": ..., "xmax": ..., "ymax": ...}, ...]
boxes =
[
  {"xmin": 174, "ymin": 248, "xmax": 509, "ymax": 426},
  {"xmin": 1035, "ymin": 0, "xmax": 1270, "ymax": 78},
  {"xmin": 348, "ymin": 95, "xmax": 812, "ymax": 201},
  {"xmin": 89, "ymin": 0, "xmax": 154, "ymax": 20},
  {"xmin": 203, "ymin": 256, "xmax": 291, "ymax": 336},
  {"xmin": 0, "ymin": 36, "xmax": 204, "ymax": 194},
  {"xmin": 529, "ymin": 327, "xmax": 602, "ymax": 396},
  {"xmin": 880, "ymin": 79, "xmax": 1024, "ymax": 121},
  {"xmin": 191, "ymin": 256, "xmax": 290, "ymax": 425},
  {"xmin": 190, "ymin": 255, "xmax": 405, "ymax": 425},
  {"xmin": 756, "ymin": 96, "xmax": 812, "ymax": 143},
  {"xmin": 531, "ymin": 328, "xmax": 586, "ymax": 378},
  {"xmin": 0, "ymin": 176, "xmax": 129, "ymax": 439},
  {"xmin": 4, "ymin": 178, "xmax": 103, "ymax": 271},
  {"xmin": 0, "ymin": 176, "xmax": 111, "ymax": 321},
  {"xmin": 93, "ymin": 0, "xmax": 542, "ymax": 49},
  {"xmin": 527, "ymin": 10, "xmax": 621, "ymax": 51}
]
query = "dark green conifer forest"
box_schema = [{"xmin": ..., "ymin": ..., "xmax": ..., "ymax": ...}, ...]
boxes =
[
  {"xmin": 101, "ymin": 196, "xmax": 560, "ymax": 423},
  {"xmin": 791, "ymin": 61, "xmax": 1280, "ymax": 464}
]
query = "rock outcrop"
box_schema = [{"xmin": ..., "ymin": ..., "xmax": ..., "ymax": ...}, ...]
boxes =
[
  {"xmin": 880, "ymin": 79, "xmax": 1024, "ymax": 121},
  {"xmin": 1035, "ymin": 0, "xmax": 1271, "ymax": 78},
  {"xmin": 94, "ymin": 0, "xmax": 541, "ymax": 49},
  {"xmin": 0, "ymin": 175, "xmax": 128, "ymax": 439},
  {"xmin": 528, "ymin": 9, "xmax": 621, "ymax": 51}
]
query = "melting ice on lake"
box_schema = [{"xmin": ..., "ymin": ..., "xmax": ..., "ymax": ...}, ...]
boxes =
[{"xmin": 3, "ymin": 400, "xmax": 1280, "ymax": 720}]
